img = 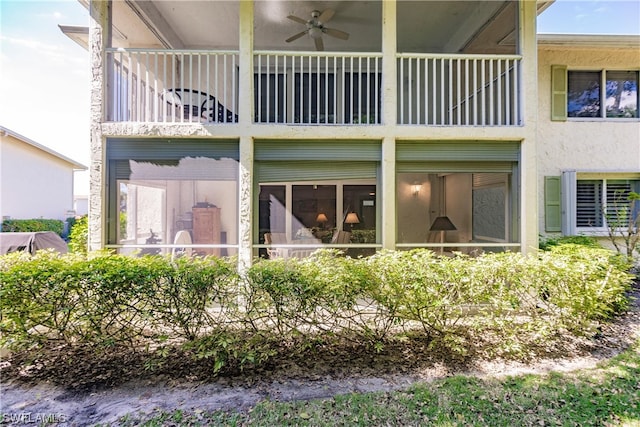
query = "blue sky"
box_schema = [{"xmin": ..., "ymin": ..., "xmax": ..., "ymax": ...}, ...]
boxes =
[{"xmin": 1, "ymin": 0, "xmax": 639, "ymax": 195}]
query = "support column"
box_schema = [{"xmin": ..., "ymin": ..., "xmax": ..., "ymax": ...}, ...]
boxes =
[
  {"xmin": 237, "ymin": 1, "xmax": 254, "ymax": 270},
  {"xmin": 519, "ymin": 0, "xmax": 539, "ymax": 254},
  {"xmin": 88, "ymin": 0, "xmax": 111, "ymax": 251},
  {"xmin": 381, "ymin": 0, "xmax": 397, "ymax": 250}
]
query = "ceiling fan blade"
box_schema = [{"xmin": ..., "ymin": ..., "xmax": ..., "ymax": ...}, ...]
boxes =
[
  {"xmin": 287, "ymin": 15, "xmax": 307, "ymax": 25},
  {"xmin": 286, "ymin": 30, "xmax": 308, "ymax": 43},
  {"xmin": 323, "ymin": 27, "xmax": 349, "ymax": 40},
  {"xmin": 318, "ymin": 9, "xmax": 335, "ymax": 23},
  {"xmin": 314, "ymin": 36, "xmax": 324, "ymax": 51}
]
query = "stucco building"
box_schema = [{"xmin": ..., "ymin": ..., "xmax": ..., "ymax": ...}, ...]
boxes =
[
  {"xmin": 78, "ymin": 0, "xmax": 638, "ymax": 264},
  {"xmin": 0, "ymin": 126, "xmax": 87, "ymax": 221},
  {"xmin": 537, "ymin": 34, "xmax": 640, "ymax": 239}
]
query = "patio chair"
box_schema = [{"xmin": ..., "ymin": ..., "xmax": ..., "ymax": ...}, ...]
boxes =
[
  {"xmin": 171, "ymin": 230, "xmax": 193, "ymax": 260},
  {"xmin": 164, "ymin": 88, "xmax": 238, "ymax": 123}
]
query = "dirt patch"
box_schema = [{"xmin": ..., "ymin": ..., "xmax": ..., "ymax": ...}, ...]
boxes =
[{"xmin": 2, "ymin": 286, "xmax": 639, "ymax": 426}]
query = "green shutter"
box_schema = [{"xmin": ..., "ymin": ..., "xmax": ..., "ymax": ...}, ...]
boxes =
[
  {"xmin": 545, "ymin": 176, "xmax": 562, "ymax": 232},
  {"xmin": 551, "ymin": 65, "xmax": 567, "ymax": 122}
]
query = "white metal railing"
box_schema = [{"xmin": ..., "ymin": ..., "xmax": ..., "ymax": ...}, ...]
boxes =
[
  {"xmin": 105, "ymin": 49, "xmax": 522, "ymax": 127},
  {"xmin": 106, "ymin": 48, "xmax": 239, "ymax": 123},
  {"xmin": 254, "ymin": 51, "xmax": 383, "ymax": 125},
  {"xmin": 397, "ymin": 53, "xmax": 522, "ymax": 126}
]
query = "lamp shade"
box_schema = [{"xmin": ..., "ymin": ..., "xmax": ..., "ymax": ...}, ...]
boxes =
[
  {"xmin": 429, "ymin": 216, "xmax": 457, "ymax": 231},
  {"xmin": 316, "ymin": 213, "xmax": 328, "ymax": 223},
  {"xmin": 345, "ymin": 212, "xmax": 360, "ymax": 224}
]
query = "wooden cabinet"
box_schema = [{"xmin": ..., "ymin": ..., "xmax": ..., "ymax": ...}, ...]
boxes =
[{"xmin": 192, "ymin": 207, "xmax": 221, "ymax": 256}]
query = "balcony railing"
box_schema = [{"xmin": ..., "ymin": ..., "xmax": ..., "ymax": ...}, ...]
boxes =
[
  {"xmin": 105, "ymin": 49, "xmax": 521, "ymax": 127},
  {"xmin": 398, "ymin": 53, "xmax": 522, "ymax": 126},
  {"xmin": 254, "ymin": 51, "xmax": 382, "ymax": 125},
  {"xmin": 106, "ymin": 48, "xmax": 240, "ymax": 123}
]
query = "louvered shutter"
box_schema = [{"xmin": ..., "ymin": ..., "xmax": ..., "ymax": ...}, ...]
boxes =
[
  {"xmin": 551, "ymin": 65, "xmax": 567, "ymax": 121},
  {"xmin": 544, "ymin": 176, "xmax": 562, "ymax": 232}
]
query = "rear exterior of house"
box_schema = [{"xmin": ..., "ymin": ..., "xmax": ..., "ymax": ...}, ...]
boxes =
[
  {"xmin": 86, "ymin": 0, "xmax": 543, "ymax": 264},
  {"xmin": 0, "ymin": 126, "xmax": 87, "ymax": 221},
  {"xmin": 537, "ymin": 35, "xmax": 640, "ymax": 242}
]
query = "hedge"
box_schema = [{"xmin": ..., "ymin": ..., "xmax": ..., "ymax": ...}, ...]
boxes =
[{"xmin": 0, "ymin": 246, "xmax": 633, "ymax": 372}]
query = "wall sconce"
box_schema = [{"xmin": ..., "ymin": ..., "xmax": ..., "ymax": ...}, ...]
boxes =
[{"xmin": 412, "ymin": 182, "xmax": 422, "ymax": 197}]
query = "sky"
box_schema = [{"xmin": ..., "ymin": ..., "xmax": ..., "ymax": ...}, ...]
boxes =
[{"xmin": 1, "ymin": 0, "xmax": 639, "ymax": 196}]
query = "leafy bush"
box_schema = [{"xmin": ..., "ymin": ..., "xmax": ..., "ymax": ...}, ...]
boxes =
[
  {"xmin": 1, "ymin": 219, "xmax": 64, "ymax": 235},
  {"xmin": 539, "ymin": 235, "xmax": 601, "ymax": 251},
  {"xmin": 0, "ymin": 246, "xmax": 633, "ymax": 373},
  {"xmin": 68, "ymin": 216, "xmax": 88, "ymax": 254}
]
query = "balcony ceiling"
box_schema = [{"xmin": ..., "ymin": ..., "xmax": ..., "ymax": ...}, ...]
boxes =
[{"xmin": 110, "ymin": 0, "xmax": 527, "ymax": 54}]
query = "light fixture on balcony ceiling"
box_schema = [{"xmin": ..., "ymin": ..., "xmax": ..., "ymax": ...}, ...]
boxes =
[{"xmin": 285, "ymin": 9, "xmax": 350, "ymax": 51}]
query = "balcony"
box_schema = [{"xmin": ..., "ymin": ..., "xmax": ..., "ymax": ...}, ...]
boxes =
[{"xmin": 105, "ymin": 48, "xmax": 522, "ymax": 127}]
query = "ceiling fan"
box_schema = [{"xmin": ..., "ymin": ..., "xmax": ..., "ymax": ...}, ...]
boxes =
[{"xmin": 285, "ymin": 9, "xmax": 350, "ymax": 51}]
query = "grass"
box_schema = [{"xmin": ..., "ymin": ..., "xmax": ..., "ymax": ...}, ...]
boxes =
[{"xmin": 116, "ymin": 339, "xmax": 640, "ymax": 427}]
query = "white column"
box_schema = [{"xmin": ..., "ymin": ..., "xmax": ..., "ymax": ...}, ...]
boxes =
[
  {"xmin": 237, "ymin": 0, "xmax": 254, "ymax": 270},
  {"xmin": 381, "ymin": 0, "xmax": 397, "ymax": 249},
  {"xmin": 519, "ymin": 0, "xmax": 539, "ymax": 254},
  {"xmin": 88, "ymin": 0, "xmax": 111, "ymax": 251}
]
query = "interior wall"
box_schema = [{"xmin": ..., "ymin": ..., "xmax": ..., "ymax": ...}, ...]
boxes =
[
  {"xmin": 396, "ymin": 173, "xmax": 432, "ymax": 243},
  {"xmin": 445, "ymin": 174, "xmax": 472, "ymax": 244}
]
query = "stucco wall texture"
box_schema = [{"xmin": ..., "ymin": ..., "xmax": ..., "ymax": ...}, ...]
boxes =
[{"xmin": 537, "ymin": 45, "xmax": 640, "ymax": 233}]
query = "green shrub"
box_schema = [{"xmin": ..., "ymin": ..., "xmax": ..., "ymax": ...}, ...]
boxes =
[
  {"xmin": 154, "ymin": 255, "xmax": 238, "ymax": 340},
  {"xmin": 1, "ymin": 219, "xmax": 64, "ymax": 235},
  {"xmin": 539, "ymin": 235, "xmax": 600, "ymax": 251},
  {"xmin": 531, "ymin": 244, "xmax": 632, "ymax": 331},
  {"xmin": 0, "ymin": 247, "xmax": 633, "ymax": 371},
  {"xmin": 68, "ymin": 216, "xmax": 88, "ymax": 254}
]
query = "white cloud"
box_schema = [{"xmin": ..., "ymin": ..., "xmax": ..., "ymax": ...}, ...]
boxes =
[{"xmin": 0, "ymin": 35, "xmax": 85, "ymax": 67}]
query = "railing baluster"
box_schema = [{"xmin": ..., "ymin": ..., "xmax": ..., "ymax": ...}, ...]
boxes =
[
  {"xmin": 399, "ymin": 57, "xmax": 404, "ymax": 124},
  {"xmin": 497, "ymin": 59, "xmax": 502, "ymax": 126},
  {"xmin": 505, "ymin": 59, "xmax": 511, "ymax": 125},
  {"xmin": 408, "ymin": 57, "xmax": 412, "ymax": 124},
  {"xmin": 489, "ymin": 58, "xmax": 494, "ymax": 126},
  {"xmin": 448, "ymin": 58, "xmax": 452, "ymax": 125},
  {"xmin": 456, "ymin": 59, "xmax": 461, "ymax": 126}
]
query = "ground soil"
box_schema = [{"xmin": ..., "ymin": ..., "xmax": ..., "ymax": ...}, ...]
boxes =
[{"xmin": 2, "ymin": 283, "xmax": 639, "ymax": 426}]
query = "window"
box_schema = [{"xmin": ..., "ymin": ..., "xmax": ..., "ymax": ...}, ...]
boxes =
[
  {"xmin": 254, "ymin": 140, "xmax": 381, "ymax": 258},
  {"xmin": 555, "ymin": 172, "xmax": 640, "ymax": 234},
  {"xmin": 552, "ymin": 66, "xmax": 639, "ymax": 120},
  {"xmin": 576, "ymin": 179, "xmax": 640, "ymax": 230},
  {"xmin": 106, "ymin": 140, "xmax": 239, "ymax": 256}
]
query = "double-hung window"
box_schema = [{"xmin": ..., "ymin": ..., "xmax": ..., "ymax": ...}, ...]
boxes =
[{"xmin": 551, "ymin": 66, "xmax": 639, "ymax": 120}]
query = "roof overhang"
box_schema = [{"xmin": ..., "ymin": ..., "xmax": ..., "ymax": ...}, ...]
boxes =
[
  {"xmin": 538, "ymin": 34, "xmax": 640, "ymax": 49},
  {"xmin": 0, "ymin": 126, "xmax": 88, "ymax": 171}
]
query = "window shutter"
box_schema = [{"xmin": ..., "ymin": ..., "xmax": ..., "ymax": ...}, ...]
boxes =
[
  {"xmin": 576, "ymin": 181, "xmax": 603, "ymax": 227},
  {"xmin": 544, "ymin": 176, "xmax": 561, "ymax": 232},
  {"xmin": 551, "ymin": 65, "xmax": 567, "ymax": 121}
]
